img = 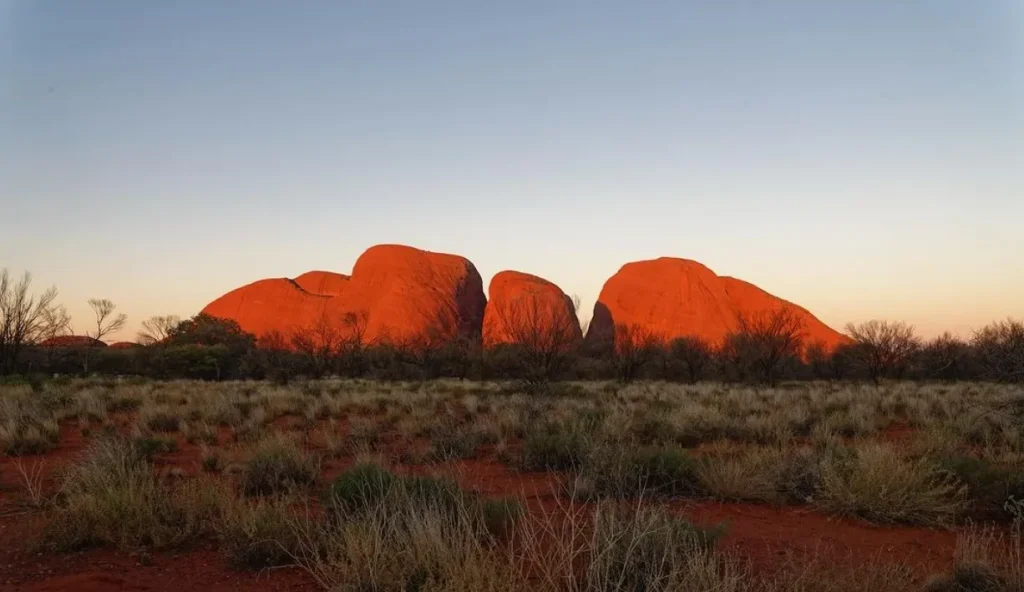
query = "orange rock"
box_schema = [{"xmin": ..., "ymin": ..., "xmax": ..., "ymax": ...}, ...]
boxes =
[
  {"xmin": 587, "ymin": 257, "xmax": 848, "ymax": 351},
  {"xmin": 202, "ymin": 244, "xmax": 486, "ymax": 347},
  {"xmin": 482, "ymin": 271, "xmax": 582, "ymax": 348},
  {"xmin": 293, "ymin": 271, "xmax": 350, "ymax": 297}
]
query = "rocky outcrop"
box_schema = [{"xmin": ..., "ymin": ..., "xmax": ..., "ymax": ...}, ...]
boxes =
[
  {"xmin": 586, "ymin": 257, "xmax": 847, "ymax": 351},
  {"xmin": 482, "ymin": 271, "xmax": 582, "ymax": 348},
  {"xmin": 38, "ymin": 336, "xmax": 107, "ymax": 348},
  {"xmin": 202, "ymin": 244, "xmax": 486, "ymax": 346},
  {"xmin": 109, "ymin": 341, "xmax": 142, "ymax": 349}
]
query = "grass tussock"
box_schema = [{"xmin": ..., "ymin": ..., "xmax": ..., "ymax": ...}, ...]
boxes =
[
  {"xmin": 41, "ymin": 437, "xmax": 225, "ymax": 551},
  {"xmin": 814, "ymin": 443, "xmax": 967, "ymax": 526},
  {"xmin": 241, "ymin": 435, "xmax": 319, "ymax": 497}
]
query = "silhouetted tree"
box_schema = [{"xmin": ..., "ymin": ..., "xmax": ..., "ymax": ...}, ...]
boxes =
[
  {"xmin": 724, "ymin": 308, "xmax": 806, "ymax": 386},
  {"xmin": 76, "ymin": 298, "xmax": 127, "ymax": 374},
  {"xmin": 972, "ymin": 319, "xmax": 1024, "ymax": 383},
  {"xmin": 613, "ymin": 324, "xmax": 661, "ymax": 382},
  {"xmin": 917, "ymin": 332, "xmax": 974, "ymax": 381},
  {"xmin": 845, "ymin": 320, "xmax": 920, "ymax": 384},
  {"xmin": 492, "ymin": 294, "xmax": 581, "ymax": 389},
  {"xmin": 137, "ymin": 315, "xmax": 181, "ymax": 345},
  {"xmin": 0, "ymin": 270, "xmax": 61, "ymax": 374},
  {"xmin": 669, "ymin": 336, "xmax": 713, "ymax": 384},
  {"xmin": 292, "ymin": 310, "xmax": 344, "ymax": 377}
]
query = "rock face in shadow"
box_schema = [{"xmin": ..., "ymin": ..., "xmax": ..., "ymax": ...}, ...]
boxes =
[
  {"xmin": 39, "ymin": 336, "xmax": 107, "ymax": 348},
  {"xmin": 202, "ymin": 244, "xmax": 486, "ymax": 346},
  {"xmin": 109, "ymin": 341, "xmax": 142, "ymax": 349},
  {"xmin": 482, "ymin": 271, "xmax": 582, "ymax": 348},
  {"xmin": 586, "ymin": 257, "xmax": 848, "ymax": 351}
]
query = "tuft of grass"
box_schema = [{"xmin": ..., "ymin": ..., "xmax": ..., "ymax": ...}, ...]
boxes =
[
  {"xmin": 133, "ymin": 435, "xmax": 178, "ymax": 459},
  {"xmin": 218, "ymin": 495, "xmax": 304, "ymax": 569},
  {"xmin": 41, "ymin": 437, "xmax": 225, "ymax": 551},
  {"xmin": 584, "ymin": 503, "xmax": 730, "ymax": 592},
  {"xmin": 140, "ymin": 405, "xmax": 181, "ymax": 433},
  {"xmin": 521, "ymin": 419, "xmax": 595, "ymax": 471},
  {"xmin": 579, "ymin": 445, "xmax": 698, "ymax": 499},
  {"xmin": 200, "ymin": 446, "xmax": 223, "ymax": 473},
  {"xmin": 815, "ymin": 443, "xmax": 967, "ymax": 526},
  {"xmin": 241, "ymin": 436, "xmax": 319, "ymax": 497}
]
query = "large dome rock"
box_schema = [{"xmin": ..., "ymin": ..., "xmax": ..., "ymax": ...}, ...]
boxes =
[
  {"xmin": 201, "ymin": 245, "xmax": 485, "ymax": 346},
  {"xmin": 482, "ymin": 271, "xmax": 582, "ymax": 348},
  {"xmin": 586, "ymin": 257, "xmax": 847, "ymax": 351}
]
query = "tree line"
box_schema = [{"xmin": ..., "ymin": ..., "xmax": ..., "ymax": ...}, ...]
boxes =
[{"xmin": 2, "ymin": 268, "xmax": 1021, "ymax": 386}]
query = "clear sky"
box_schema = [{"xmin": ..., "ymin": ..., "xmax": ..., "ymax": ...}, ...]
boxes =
[{"xmin": 2, "ymin": 1, "xmax": 1021, "ymax": 341}]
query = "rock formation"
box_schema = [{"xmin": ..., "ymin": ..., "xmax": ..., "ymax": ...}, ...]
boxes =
[
  {"xmin": 586, "ymin": 257, "xmax": 847, "ymax": 351},
  {"xmin": 109, "ymin": 341, "xmax": 142, "ymax": 349},
  {"xmin": 202, "ymin": 244, "xmax": 486, "ymax": 346},
  {"xmin": 38, "ymin": 335, "xmax": 107, "ymax": 348},
  {"xmin": 482, "ymin": 271, "xmax": 582, "ymax": 348}
]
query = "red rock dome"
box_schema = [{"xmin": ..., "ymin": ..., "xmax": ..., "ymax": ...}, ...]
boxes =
[
  {"xmin": 202, "ymin": 244, "xmax": 486, "ymax": 347},
  {"xmin": 482, "ymin": 271, "xmax": 582, "ymax": 348},
  {"xmin": 586, "ymin": 257, "xmax": 848, "ymax": 352},
  {"xmin": 109, "ymin": 341, "xmax": 142, "ymax": 349},
  {"xmin": 38, "ymin": 335, "xmax": 107, "ymax": 348}
]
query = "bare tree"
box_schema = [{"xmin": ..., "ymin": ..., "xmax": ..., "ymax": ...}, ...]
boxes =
[
  {"xmin": 292, "ymin": 309, "xmax": 344, "ymax": 378},
  {"xmin": 87, "ymin": 298, "xmax": 127, "ymax": 342},
  {"xmin": 493, "ymin": 293, "xmax": 581, "ymax": 388},
  {"xmin": 972, "ymin": 319, "xmax": 1024, "ymax": 383},
  {"xmin": 845, "ymin": 320, "xmax": 920, "ymax": 384},
  {"xmin": 613, "ymin": 323, "xmax": 661, "ymax": 382},
  {"xmin": 339, "ymin": 310, "xmax": 373, "ymax": 377},
  {"xmin": 137, "ymin": 315, "xmax": 181, "ymax": 345},
  {"xmin": 918, "ymin": 332, "xmax": 973, "ymax": 381},
  {"xmin": 669, "ymin": 336, "xmax": 713, "ymax": 384},
  {"xmin": 76, "ymin": 298, "xmax": 127, "ymax": 374},
  {"xmin": 38, "ymin": 304, "xmax": 73, "ymax": 367},
  {"xmin": 0, "ymin": 270, "xmax": 62, "ymax": 374},
  {"xmin": 725, "ymin": 308, "xmax": 806, "ymax": 387}
]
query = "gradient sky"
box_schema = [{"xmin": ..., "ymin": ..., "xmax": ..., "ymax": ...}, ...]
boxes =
[{"xmin": 2, "ymin": 1, "xmax": 1021, "ymax": 341}]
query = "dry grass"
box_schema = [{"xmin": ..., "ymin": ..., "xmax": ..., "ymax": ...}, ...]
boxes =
[
  {"xmin": 2, "ymin": 378, "xmax": 1022, "ymax": 589},
  {"xmin": 814, "ymin": 443, "xmax": 968, "ymax": 526}
]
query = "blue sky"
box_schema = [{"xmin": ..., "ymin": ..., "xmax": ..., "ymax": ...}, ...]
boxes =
[{"xmin": 2, "ymin": 1, "xmax": 1021, "ymax": 340}]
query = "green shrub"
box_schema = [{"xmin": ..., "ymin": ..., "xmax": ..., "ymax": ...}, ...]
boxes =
[
  {"xmin": 323, "ymin": 463, "xmax": 398, "ymax": 514},
  {"xmin": 938, "ymin": 456, "xmax": 1024, "ymax": 520}
]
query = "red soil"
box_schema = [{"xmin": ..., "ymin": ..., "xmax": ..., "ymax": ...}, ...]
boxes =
[
  {"xmin": 587, "ymin": 257, "xmax": 850, "ymax": 351},
  {"xmin": 202, "ymin": 244, "xmax": 486, "ymax": 347},
  {"xmin": 482, "ymin": 271, "xmax": 582, "ymax": 348}
]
